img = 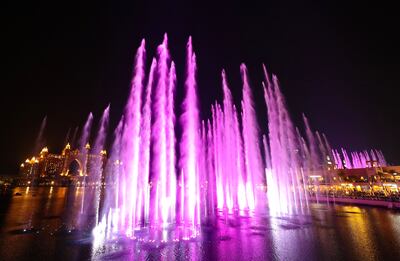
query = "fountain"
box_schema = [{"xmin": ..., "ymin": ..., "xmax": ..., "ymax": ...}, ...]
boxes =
[
  {"xmin": 85, "ymin": 35, "xmax": 388, "ymax": 244},
  {"xmin": 332, "ymin": 148, "xmax": 386, "ymax": 169}
]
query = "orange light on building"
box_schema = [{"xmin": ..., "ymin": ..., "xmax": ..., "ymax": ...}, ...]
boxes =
[{"xmin": 41, "ymin": 147, "xmax": 48, "ymax": 153}]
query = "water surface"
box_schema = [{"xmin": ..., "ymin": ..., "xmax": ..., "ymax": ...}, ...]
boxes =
[{"xmin": 1, "ymin": 187, "xmax": 400, "ymax": 260}]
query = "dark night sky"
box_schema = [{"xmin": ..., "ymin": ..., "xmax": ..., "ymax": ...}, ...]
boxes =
[{"xmin": 1, "ymin": 0, "xmax": 399, "ymax": 174}]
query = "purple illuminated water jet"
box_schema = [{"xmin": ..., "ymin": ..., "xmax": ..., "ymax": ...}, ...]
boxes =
[
  {"xmin": 139, "ymin": 58, "xmax": 157, "ymax": 224},
  {"xmin": 262, "ymin": 68, "xmax": 309, "ymax": 214},
  {"xmin": 332, "ymin": 148, "xmax": 387, "ymax": 169},
  {"xmin": 179, "ymin": 36, "xmax": 201, "ymax": 231},
  {"xmin": 79, "ymin": 113, "xmax": 94, "ymax": 177},
  {"xmin": 241, "ymin": 64, "xmax": 264, "ymax": 210},
  {"xmin": 88, "ymin": 105, "xmax": 110, "ymax": 225}
]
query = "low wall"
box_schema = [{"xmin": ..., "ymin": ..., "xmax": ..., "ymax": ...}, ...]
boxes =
[{"xmin": 310, "ymin": 196, "xmax": 400, "ymax": 209}]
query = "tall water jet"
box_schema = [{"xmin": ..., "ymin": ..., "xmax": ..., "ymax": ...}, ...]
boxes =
[
  {"xmin": 99, "ymin": 116, "xmax": 124, "ymax": 237},
  {"xmin": 166, "ymin": 62, "xmax": 177, "ymax": 223},
  {"xmin": 303, "ymin": 114, "xmax": 320, "ymax": 170},
  {"xmin": 341, "ymin": 148, "xmax": 353, "ymax": 169},
  {"xmin": 263, "ymin": 74, "xmax": 287, "ymax": 214},
  {"xmin": 316, "ymin": 132, "xmax": 327, "ymax": 165},
  {"xmin": 240, "ymin": 64, "xmax": 263, "ymax": 210},
  {"xmin": 179, "ymin": 36, "xmax": 200, "ymax": 226},
  {"xmin": 233, "ymin": 105, "xmax": 247, "ymax": 210},
  {"xmin": 322, "ymin": 133, "xmax": 334, "ymax": 166},
  {"xmin": 87, "ymin": 105, "xmax": 110, "ymax": 225},
  {"xmin": 376, "ymin": 150, "xmax": 387, "ymax": 166},
  {"xmin": 120, "ymin": 38, "xmax": 146, "ymax": 232},
  {"xmin": 76, "ymin": 112, "xmax": 94, "ymax": 230},
  {"xmin": 221, "ymin": 73, "xmax": 234, "ymax": 210},
  {"xmin": 213, "ymin": 116, "xmax": 224, "ymax": 209},
  {"xmin": 211, "ymin": 70, "xmax": 250, "ymax": 212},
  {"xmin": 205, "ymin": 120, "xmax": 216, "ymax": 216},
  {"xmin": 262, "ymin": 66, "xmax": 308, "ymax": 214},
  {"xmin": 33, "ymin": 116, "xmax": 47, "ymax": 155},
  {"xmin": 71, "ymin": 126, "xmax": 79, "ymax": 148},
  {"xmin": 63, "ymin": 128, "xmax": 71, "ymax": 147},
  {"xmin": 79, "ymin": 113, "xmax": 94, "ymax": 176},
  {"xmin": 91, "ymin": 106, "xmax": 110, "ymax": 182},
  {"xmin": 93, "ymin": 105, "xmax": 110, "ymax": 162},
  {"xmin": 151, "ymin": 34, "xmax": 171, "ymax": 225},
  {"xmin": 139, "ymin": 58, "xmax": 157, "ymax": 224}
]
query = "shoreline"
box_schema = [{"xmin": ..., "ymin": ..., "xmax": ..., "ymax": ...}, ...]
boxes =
[
  {"xmin": 3, "ymin": 185, "xmax": 400, "ymax": 211},
  {"xmin": 309, "ymin": 195, "xmax": 400, "ymax": 210}
]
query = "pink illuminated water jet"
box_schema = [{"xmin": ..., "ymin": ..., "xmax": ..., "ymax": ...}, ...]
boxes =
[{"xmin": 179, "ymin": 36, "xmax": 201, "ymax": 227}]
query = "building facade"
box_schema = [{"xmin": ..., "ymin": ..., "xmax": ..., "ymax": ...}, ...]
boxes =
[{"xmin": 19, "ymin": 143, "xmax": 107, "ymax": 186}]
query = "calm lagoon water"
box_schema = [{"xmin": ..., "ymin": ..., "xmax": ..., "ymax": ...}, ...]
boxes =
[{"xmin": 1, "ymin": 187, "xmax": 400, "ymax": 261}]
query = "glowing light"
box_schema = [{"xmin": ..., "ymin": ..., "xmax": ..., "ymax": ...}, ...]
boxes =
[
  {"xmin": 383, "ymin": 183, "xmax": 397, "ymax": 187},
  {"xmin": 341, "ymin": 183, "xmax": 354, "ymax": 187},
  {"xmin": 40, "ymin": 147, "xmax": 48, "ymax": 153}
]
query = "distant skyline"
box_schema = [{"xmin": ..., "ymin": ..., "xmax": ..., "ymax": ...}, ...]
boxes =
[{"xmin": 1, "ymin": 0, "xmax": 399, "ymax": 174}]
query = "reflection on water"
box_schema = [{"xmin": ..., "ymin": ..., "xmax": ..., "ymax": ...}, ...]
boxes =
[{"xmin": 1, "ymin": 187, "xmax": 400, "ymax": 260}]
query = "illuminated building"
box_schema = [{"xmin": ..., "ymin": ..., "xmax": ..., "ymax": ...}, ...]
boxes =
[
  {"xmin": 306, "ymin": 163, "xmax": 400, "ymax": 196},
  {"xmin": 19, "ymin": 143, "xmax": 108, "ymax": 186}
]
